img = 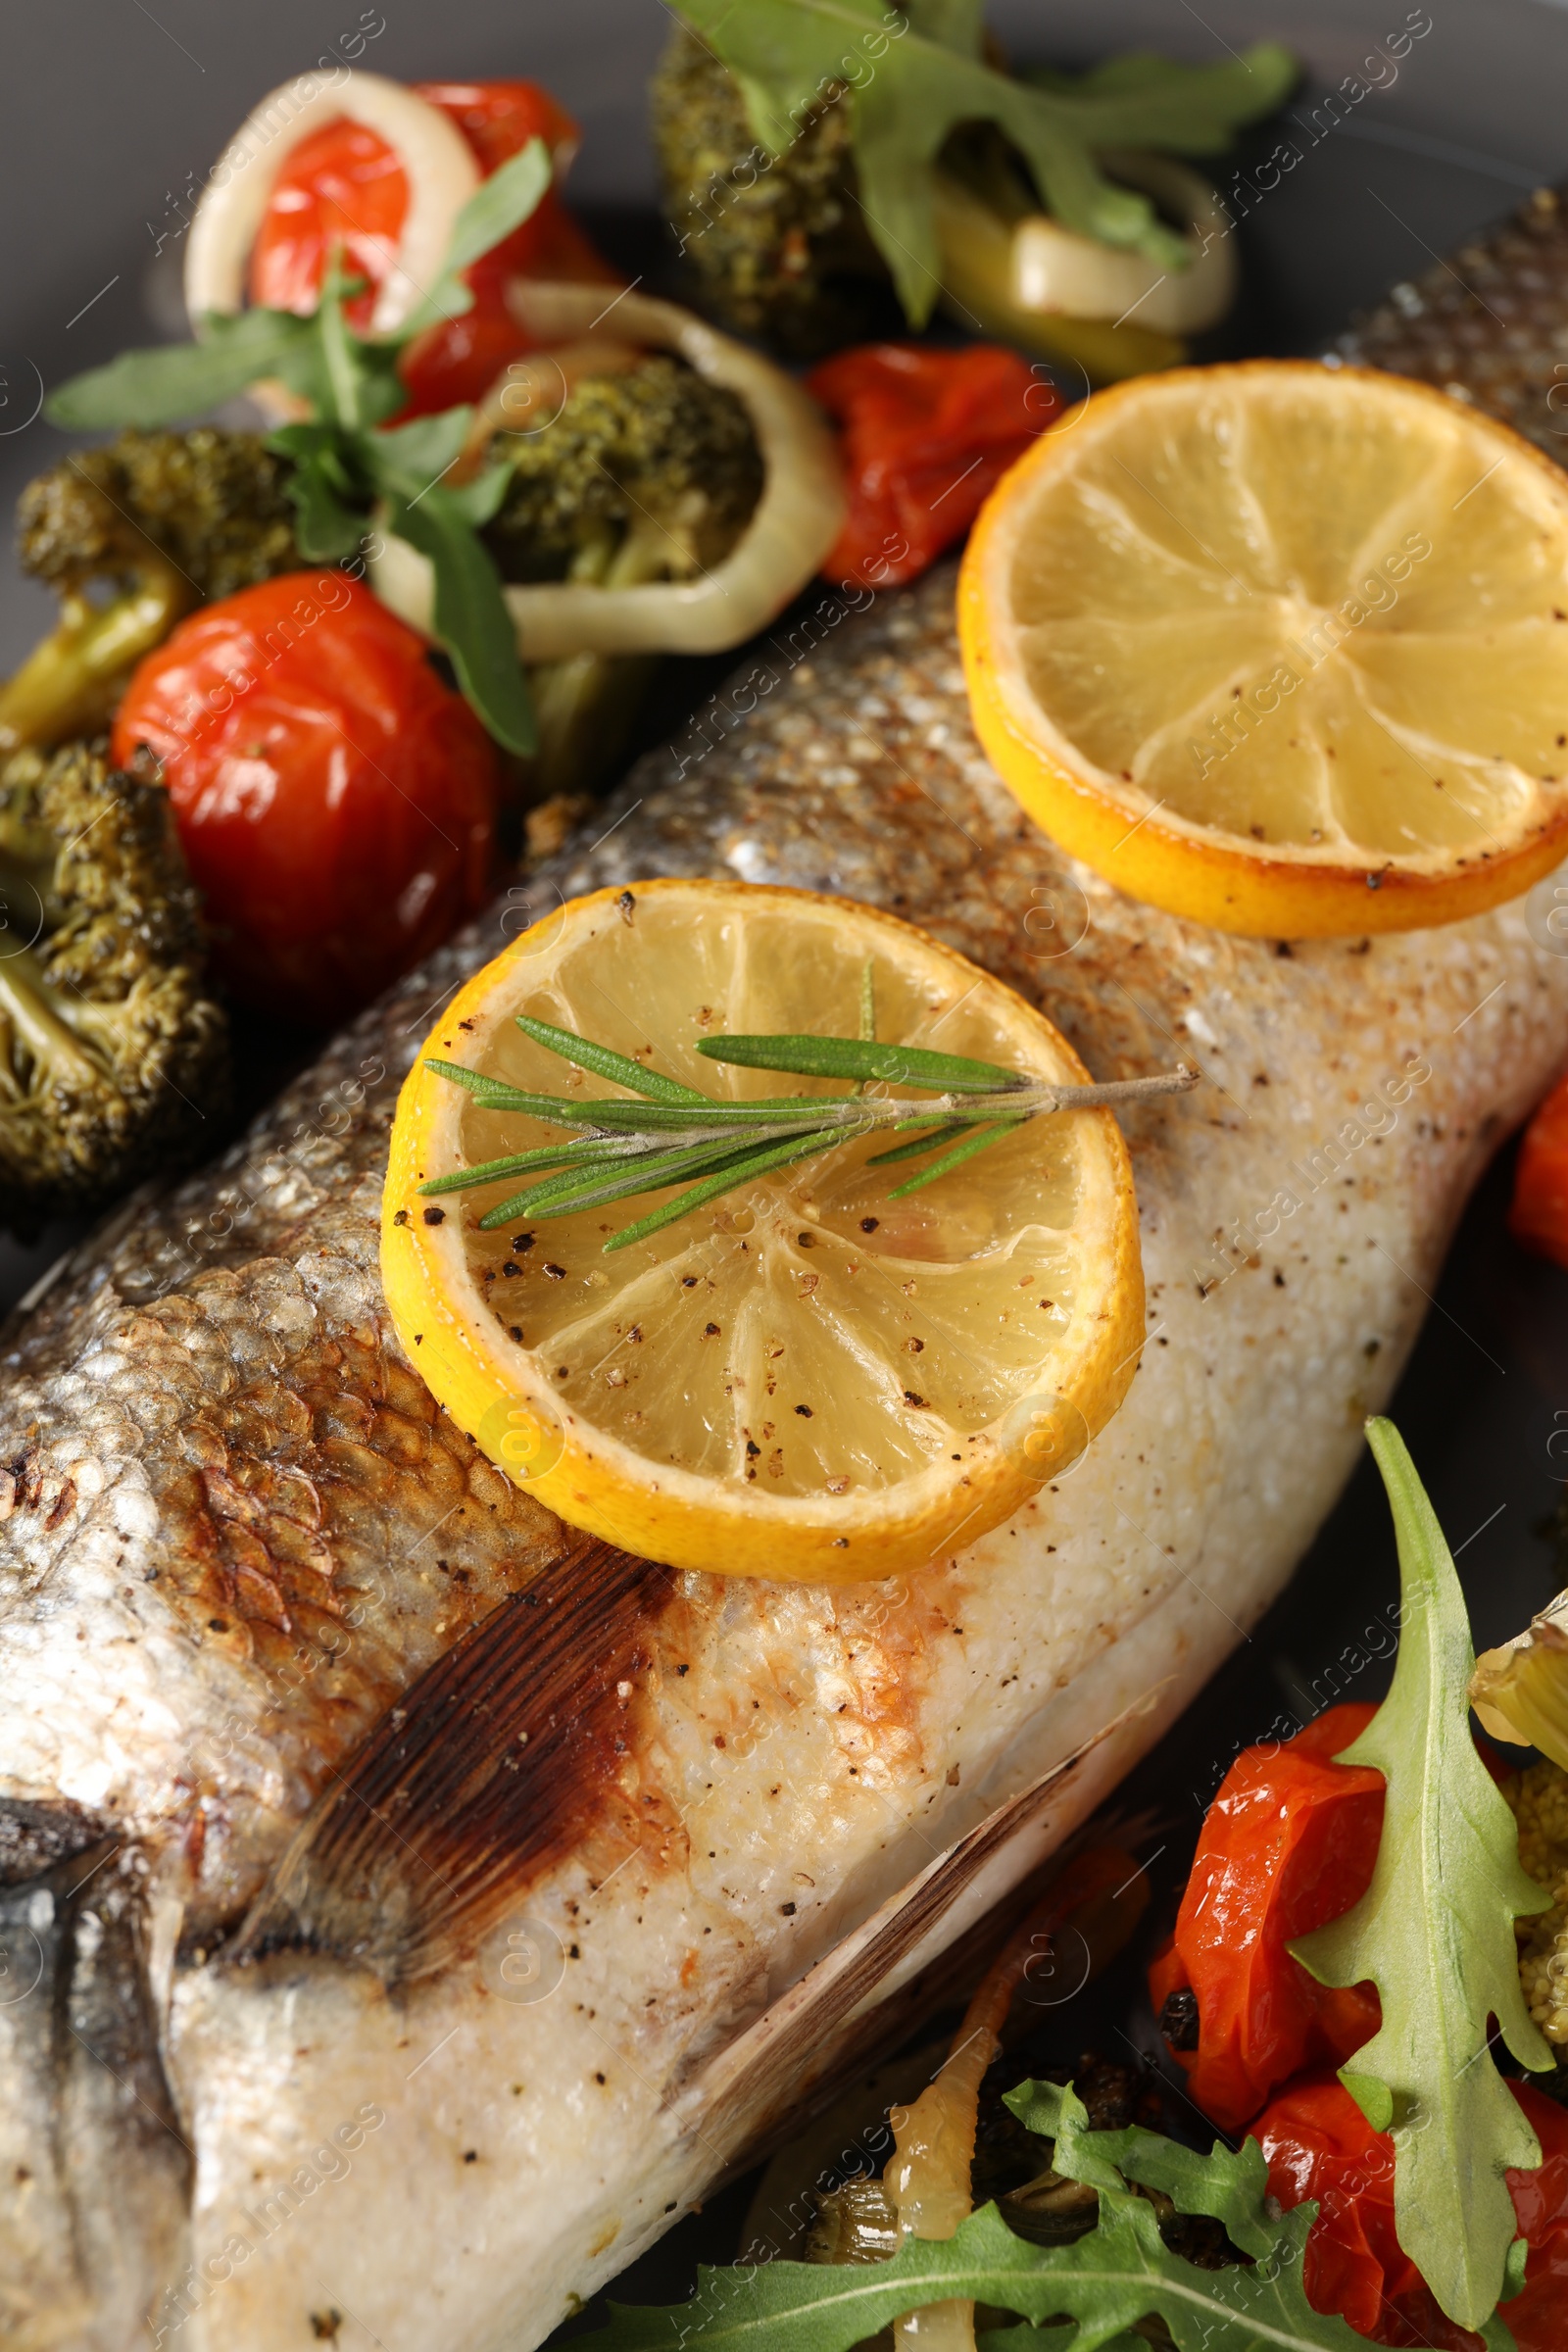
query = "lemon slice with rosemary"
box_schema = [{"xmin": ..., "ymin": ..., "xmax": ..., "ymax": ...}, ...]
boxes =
[
  {"xmin": 960, "ymin": 361, "xmax": 1568, "ymax": 936},
  {"xmin": 381, "ymin": 878, "xmax": 1151, "ymax": 1583}
]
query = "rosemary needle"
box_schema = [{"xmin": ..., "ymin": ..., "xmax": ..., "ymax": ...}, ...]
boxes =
[{"xmin": 421, "ymin": 1011, "xmax": 1196, "ymax": 1250}]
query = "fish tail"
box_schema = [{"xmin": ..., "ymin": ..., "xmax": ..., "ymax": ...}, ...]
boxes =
[{"xmin": 0, "ymin": 1822, "xmax": 191, "ymax": 2351}]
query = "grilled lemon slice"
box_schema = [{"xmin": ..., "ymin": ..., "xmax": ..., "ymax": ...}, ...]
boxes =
[
  {"xmin": 382, "ymin": 878, "xmax": 1144, "ymax": 1583},
  {"xmin": 960, "ymin": 361, "xmax": 1568, "ymax": 935}
]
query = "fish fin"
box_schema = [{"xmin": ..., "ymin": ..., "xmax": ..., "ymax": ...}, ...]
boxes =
[
  {"xmin": 0, "ymin": 1840, "xmax": 192, "ymax": 2351},
  {"xmin": 232, "ymin": 1538, "xmax": 675, "ymax": 1984},
  {"xmin": 671, "ymin": 1678, "xmax": 1171, "ymax": 2165}
]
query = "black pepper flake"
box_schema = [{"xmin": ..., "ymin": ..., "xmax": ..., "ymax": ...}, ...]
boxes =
[
  {"xmin": 392, "ymin": 1208, "xmax": 409, "ymax": 1227},
  {"xmin": 833, "ymin": 1537, "xmax": 849, "ymax": 1548},
  {"xmin": 746, "ymin": 1439, "xmax": 760, "ymax": 1457},
  {"xmin": 543, "ymin": 1262, "xmax": 566, "ymax": 1281},
  {"xmin": 780, "ymin": 1901, "xmax": 797, "ymax": 1916},
  {"xmin": 904, "ymin": 1390, "xmax": 927, "ymax": 1407},
  {"xmin": 509, "ymin": 1326, "xmax": 523, "ymax": 1344},
  {"xmin": 208, "ymin": 1618, "xmax": 227, "ymax": 1632},
  {"xmin": 704, "ymin": 1321, "xmax": 719, "ymax": 1337},
  {"xmin": 422, "ymin": 1206, "xmax": 445, "ymax": 1226},
  {"xmin": 463, "ymin": 2149, "xmax": 477, "ymax": 2163},
  {"xmin": 797, "ymin": 1231, "xmax": 814, "ymax": 1248},
  {"xmin": 414, "ymin": 1335, "xmax": 424, "ymax": 1347},
  {"xmin": 512, "ymin": 1233, "xmax": 535, "ymax": 1252},
  {"xmin": 556, "ymin": 1366, "xmax": 569, "ymax": 1379},
  {"xmin": 502, "ymin": 1260, "xmax": 519, "ymax": 1277},
  {"xmin": 795, "ymin": 1403, "xmax": 812, "ymax": 1417},
  {"xmin": 906, "ymin": 1337, "xmax": 924, "ymax": 1353},
  {"xmin": 595, "ymin": 2070, "xmax": 608, "ymax": 2084},
  {"xmin": 676, "ymin": 1662, "xmax": 689, "ymax": 1675},
  {"xmin": 617, "ymin": 890, "xmax": 635, "ymax": 923},
  {"xmin": 681, "ymin": 1274, "xmax": 699, "ymax": 1289},
  {"xmin": 860, "ymin": 1216, "xmax": 879, "ymax": 1233}
]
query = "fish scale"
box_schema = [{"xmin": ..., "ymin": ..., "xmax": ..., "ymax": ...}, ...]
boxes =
[{"xmin": 6, "ymin": 199, "xmax": 1568, "ymax": 2348}]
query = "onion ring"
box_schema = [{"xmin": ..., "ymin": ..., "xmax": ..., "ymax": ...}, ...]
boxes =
[
  {"xmin": 1007, "ymin": 153, "xmax": 1237, "ymax": 335},
  {"xmin": 369, "ymin": 284, "xmax": 847, "ymax": 663},
  {"xmin": 184, "ymin": 71, "xmax": 480, "ymax": 338}
]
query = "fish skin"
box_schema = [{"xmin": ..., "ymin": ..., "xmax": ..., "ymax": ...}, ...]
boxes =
[
  {"xmin": 1, "ymin": 553, "xmax": 1566, "ymax": 2351},
  {"xmin": 1336, "ymin": 180, "xmax": 1568, "ymax": 460}
]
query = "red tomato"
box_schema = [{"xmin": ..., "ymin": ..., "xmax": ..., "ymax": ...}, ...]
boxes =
[
  {"xmin": 248, "ymin": 80, "xmax": 617, "ymax": 416},
  {"xmin": 249, "ymin": 119, "xmax": 409, "ymax": 332},
  {"xmin": 111, "ymin": 573, "xmax": 497, "ymax": 1027},
  {"xmin": 805, "ymin": 343, "xmax": 1057, "ymax": 590},
  {"xmin": 1252, "ymin": 2072, "xmax": 1568, "ymax": 2349},
  {"xmin": 1509, "ymin": 1068, "xmax": 1568, "ymax": 1271},
  {"xmin": 1147, "ymin": 1704, "xmax": 1386, "ymax": 2133}
]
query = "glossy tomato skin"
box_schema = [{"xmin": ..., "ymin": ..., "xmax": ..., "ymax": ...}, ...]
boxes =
[
  {"xmin": 247, "ymin": 80, "xmax": 617, "ymax": 416},
  {"xmin": 1146, "ymin": 1703, "xmax": 1386, "ymax": 2133},
  {"xmin": 111, "ymin": 573, "xmax": 497, "ymax": 1027},
  {"xmin": 1252, "ymin": 2073, "xmax": 1568, "ymax": 2349},
  {"xmin": 249, "ymin": 119, "xmax": 408, "ymax": 331},
  {"xmin": 806, "ymin": 343, "xmax": 1057, "ymax": 590}
]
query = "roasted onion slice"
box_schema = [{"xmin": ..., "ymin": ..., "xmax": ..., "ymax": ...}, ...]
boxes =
[
  {"xmin": 184, "ymin": 71, "xmax": 480, "ymax": 338},
  {"xmin": 369, "ymin": 284, "xmax": 847, "ymax": 663}
]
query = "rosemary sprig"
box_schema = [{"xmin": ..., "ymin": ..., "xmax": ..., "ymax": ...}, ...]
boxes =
[{"xmin": 421, "ymin": 1005, "xmax": 1196, "ymax": 1252}]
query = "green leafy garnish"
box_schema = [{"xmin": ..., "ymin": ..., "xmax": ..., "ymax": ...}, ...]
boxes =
[
  {"xmin": 400, "ymin": 136, "xmax": 554, "ymax": 334},
  {"xmin": 45, "ymin": 306, "xmax": 322, "ymax": 432},
  {"xmin": 668, "ymin": 0, "xmax": 1295, "ymax": 322},
  {"xmin": 44, "ymin": 141, "xmax": 553, "ymax": 752},
  {"xmin": 420, "ymin": 1012, "xmax": 1194, "ymax": 1249},
  {"xmin": 585, "ymin": 2080, "xmax": 1372, "ymax": 2348},
  {"xmin": 1292, "ymin": 1418, "xmax": 1553, "ymax": 2333}
]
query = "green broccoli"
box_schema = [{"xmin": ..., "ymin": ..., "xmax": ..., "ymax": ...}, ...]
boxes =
[
  {"xmin": 650, "ymin": 27, "xmax": 877, "ymax": 356},
  {"xmin": 0, "ymin": 741, "xmax": 229, "ymax": 1230},
  {"xmin": 1, "ymin": 428, "xmax": 299, "ymax": 758},
  {"xmin": 483, "ymin": 354, "xmax": 764, "ymax": 792},
  {"xmin": 485, "ymin": 353, "xmax": 763, "ymax": 584}
]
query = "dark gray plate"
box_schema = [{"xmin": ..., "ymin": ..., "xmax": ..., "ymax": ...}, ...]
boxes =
[{"xmin": 3, "ymin": 3, "xmax": 1566, "ymax": 2333}]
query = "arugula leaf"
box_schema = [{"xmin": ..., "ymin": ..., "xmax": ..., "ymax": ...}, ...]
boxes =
[
  {"xmin": 45, "ymin": 307, "xmax": 318, "ymax": 429},
  {"xmin": 266, "ymin": 420, "xmax": 370, "ymax": 563},
  {"xmin": 669, "ymin": 0, "xmax": 1294, "ymax": 321},
  {"xmin": 1004, "ymin": 2079, "xmax": 1278, "ymax": 2259},
  {"xmin": 385, "ymin": 488, "xmax": 535, "ymax": 755},
  {"xmin": 587, "ymin": 2081, "xmax": 1376, "ymax": 2350},
  {"xmin": 401, "ymin": 134, "xmax": 554, "ymax": 336},
  {"xmin": 1292, "ymin": 1418, "xmax": 1553, "ymax": 2334},
  {"xmin": 369, "ymin": 407, "xmax": 476, "ymax": 498}
]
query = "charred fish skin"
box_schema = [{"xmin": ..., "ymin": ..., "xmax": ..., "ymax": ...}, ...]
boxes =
[{"xmin": 2, "ymin": 551, "xmax": 1567, "ymax": 2352}]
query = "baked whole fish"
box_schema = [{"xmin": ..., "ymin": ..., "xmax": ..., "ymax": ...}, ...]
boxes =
[{"xmin": 7, "ymin": 212, "xmax": 1568, "ymax": 2352}]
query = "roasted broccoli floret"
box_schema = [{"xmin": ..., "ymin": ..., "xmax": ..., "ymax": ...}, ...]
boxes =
[
  {"xmin": 485, "ymin": 354, "xmax": 763, "ymax": 586},
  {"xmin": 650, "ymin": 26, "xmax": 877, "ymax": 356},
  {"xmin": 0, "ymin": 741, "xmax": 229, "ymax": 1230},
  {"xmin": 483, "ymin": 354, "xmax": 764, "ymax": 792},
  {"xmin": 1, "ymin": 429, "xmax": 298, "ymax": 757}
]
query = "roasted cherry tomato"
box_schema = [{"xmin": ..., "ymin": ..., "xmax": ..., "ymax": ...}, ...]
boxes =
[
  {"xmin": 805, "ymin": 343, "xmax": 1057, "ymax": 590},
  {"xmin": 1252, "ymin": 2072, "xmax": 1568, "ymax": 2349},
  {"xmin": 1509, "ymin": 1066, "xmax": 1568, "ymax": 1271},
  {"xmin": 1147, "ymin": 1704, "xmax": 1385, "ymax": 2132},
  {"xmin": 111, "ymin": 573, "xmax": 497, "ymax": 1026},
  {"xmin": 249, "ymin": 80, "xmax": 617, "ymax": 415}
]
